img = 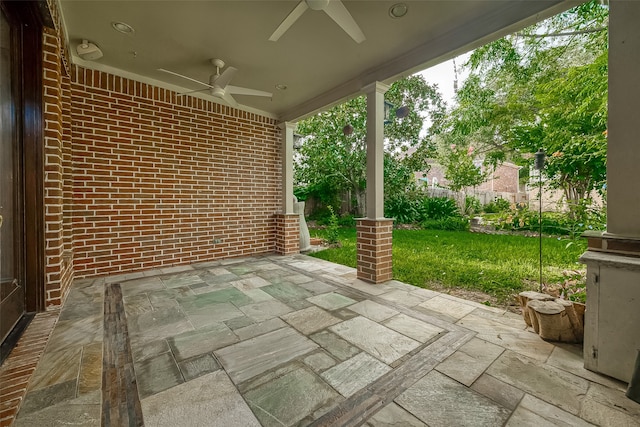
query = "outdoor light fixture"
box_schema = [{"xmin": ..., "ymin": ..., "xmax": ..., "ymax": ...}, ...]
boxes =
[
  {"xmin": 384, "ymin": 101, "xmax": 410, "ymax": 124},
  {"xmin": 342, "ymin": 124, "xmax": 354, "ymax": 135},
  {"xmin": 293, "ymin": 133, "xmax": 303, "ymax": 149},
  {"xmin": 384, "ymin": 100, "xmax": 394, "ymax": 124},
  {"xmin": 534, "ymin": 148, "xmax": 546, "ymax": 292},
  {"xmin": 76, "ymin": 40, "xmax": 103, "ymax": 60},
  {"xmin": 395, "ymin": 105, "xmax": 410, "ymax": 118}
]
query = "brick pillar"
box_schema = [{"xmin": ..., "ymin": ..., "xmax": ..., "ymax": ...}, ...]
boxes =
[
  {"xmin": 275, "ymin": 213, "xmax": 300, "ymax": 255},
  {"xmin": 357, "ymin": 219, "xmax": 393, "ymax": 283}
]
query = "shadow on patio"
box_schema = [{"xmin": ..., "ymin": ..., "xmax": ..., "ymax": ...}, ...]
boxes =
[{"xmin": 5, "ymin": 255, "xmax": 639, "ymax": 426}]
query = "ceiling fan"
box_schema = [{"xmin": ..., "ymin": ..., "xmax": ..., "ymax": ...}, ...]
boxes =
[
  {"xmin": 269, "ymin": 0, "xmax": 365, "ymax": 44},
  {"xmin": 158, "ymin": 59, "xmax": 272, "ymax": 107}
]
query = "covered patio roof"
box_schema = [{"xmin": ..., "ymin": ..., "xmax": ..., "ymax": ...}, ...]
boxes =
[{"xmin": 61, "ymin": 0, "xmax": 576, "ymax": 121}]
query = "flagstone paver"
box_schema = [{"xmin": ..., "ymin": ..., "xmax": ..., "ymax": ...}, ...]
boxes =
[
  {"xmin": 134, "ymin": 352, "xmax": 183, "ymax": 399},
  {"xmin": 167, "ymin": 323, "xmax": 238, "ymax": 361},
  {"xmin": 348, "ymin": 300, "xmax": 399, "ymax": 322},
  {"xmin": 382, "ymin": 313, "xmax": 443, "ymax": 343},
  {"xmin": 303, "ymin": 351, "xmax": 337, "ymax": 373},
  {"xmin": 396, "ymin": 370, "xmax": 512, "ymax": 426},
  {"xmin": 507, "ymin": 394, "xmax": 594, "ymax": 427},
  {"xmin": 177, "ymin": 354, "xmax": 221, "ymax": 381},
  {"xmin": 243, "ymin": 364, "xmax": 340, "ymax": 427},
  {"xmin": 126, "ymin": 306, "xmax": 193, "ymax": 344},
  {"xmin": 487, "ymin": 350, "xmax": 590, "ymax": 415},
  {"xmin": 309, "ymin": 330, "xmax": 361, "ymax": 362},
  {"xmin": 457, "ymin": 311, "xmax": 556, "ymax": 362},
  {"xmin": 183, "ymin": 302, "xmax": 245, "ymax": 329},
  {"xmin": 281, "ymin": 306, "xmax": 342, "ymax": 335},
  {"xmin": 417, "ymin": 295, "xmax": 476, "ymax": 321},
  {"xmin": 330, "ymin": 316, "xmax": 421, "ymax": 364},
  {"xmin": 141, "ymin": 370, "xmax": 260, "ymax": 427},
  {"xmin": 233, "ymin": 318, "xmax": 287, "ymax": 341},
  {"xmin": 307, "ymin": 292, "xmax": 357, "ymax": 310},
  {"xmin": 435, "ymin": 337, "xmax": 504, "ymax": 386},
  {"xmin": 364, "ymin": 402, "xmax": 427, "ymax": 427},
  {"xmin": 215, "ymin": 327, "xmax": 318, "ymax": 383},
  {"xmin": 9, "ymin": 254, "xmax": 636, "ymax": 427},
  {"xmin": 238, "ymin": 299, "xmax": 295, "ymax": 322},
  {"xmin": 321, "ymin": 352, "xmax": 391, "ymax": 397},
  {"xmin": 469, "ymin": 373, "xmax": 525, "ymax": 410}
]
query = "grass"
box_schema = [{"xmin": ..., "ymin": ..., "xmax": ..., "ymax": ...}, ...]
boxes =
[{"xmin": 309, "ymin": 227, "xmax": 587, "ymax": 303}]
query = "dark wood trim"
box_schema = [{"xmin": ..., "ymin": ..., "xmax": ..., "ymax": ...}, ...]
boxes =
[
  {"xmin": 0, "ymin": 313, "xmax": 34, "ymax": 364},
  {"xmin": 2, "ymin": 1, "xmax": 46, "ymax": 313}
]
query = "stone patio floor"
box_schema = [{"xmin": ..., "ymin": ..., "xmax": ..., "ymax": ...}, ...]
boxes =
[{"xmin": 8, "ymin": 254, "xmax": 640, "ymax": 426}]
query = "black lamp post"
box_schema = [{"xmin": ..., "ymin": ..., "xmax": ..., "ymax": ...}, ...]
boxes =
[{"xmin": 534, "ymin": 148, "xmax": 546, "ymax": 292}]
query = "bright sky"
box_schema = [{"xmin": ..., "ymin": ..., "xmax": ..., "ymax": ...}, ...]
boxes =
[{"xmin": 418, "ymin": 53, "xmax": 471, "ymax": 108}]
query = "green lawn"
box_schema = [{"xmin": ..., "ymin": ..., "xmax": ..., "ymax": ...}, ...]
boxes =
[{"xmin": 309, "ymin": 228, "xmax": 587, "ymax": 303}]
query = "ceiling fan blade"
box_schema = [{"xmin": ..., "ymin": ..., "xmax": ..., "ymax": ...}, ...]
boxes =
[
  {"xmin": 176, "ymin": 88, "xmax": 209, "ymax": 97},
  {"xmin": 158, "ymin": 68, "xmax": 213, "ymax": 88},
  {"xmin": 226, "ymin": 85, "xmax": 273, "ymax": 97},
  {"xmin": 269, "ymin": 0, "xmax": 308, "ymax": 42},
  {"xmin": 220, "ymin": 91, "xmax": 238, "ymax": 108},
  {"xmin": 323, "ymin": 0, "xmax": 365, "ymax": 43},
  {"xmin": 214, "ymin": 66, "xmax": 238, "ymax": 89}
]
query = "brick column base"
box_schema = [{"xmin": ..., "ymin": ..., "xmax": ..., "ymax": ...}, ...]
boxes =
[
  {"xmin": 356, "ymin": 218, "xmax": 393, "ymax": 283},
  {"xmin": 274, "ymin": 213, "xmax": 300, "ymax": 255}
]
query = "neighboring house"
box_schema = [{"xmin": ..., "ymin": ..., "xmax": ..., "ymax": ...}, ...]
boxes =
[{"xmin": 415, "ymin": 160, "xmax": 524, "ymax": 204}]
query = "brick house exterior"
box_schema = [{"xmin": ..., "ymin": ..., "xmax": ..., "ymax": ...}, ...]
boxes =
[
  {"xmin": 40, "ymin": 2, "xmax": 297, "ymax": 309},
  {"xmin": 417, "ymin": 160, "xmax": 520, "ymax": 195}
]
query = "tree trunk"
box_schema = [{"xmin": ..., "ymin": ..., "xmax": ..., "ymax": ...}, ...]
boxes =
[{"xmin": 354, "ymin": 188, "xmax": 366, "ymax": 217}]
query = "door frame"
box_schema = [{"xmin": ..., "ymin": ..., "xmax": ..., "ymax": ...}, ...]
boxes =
[{"xmin": 0, "ymin": 0, "xmax": 46, "ymax": 358}]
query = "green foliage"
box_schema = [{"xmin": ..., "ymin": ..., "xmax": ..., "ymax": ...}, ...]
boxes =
[
  {"xmin": 295, "ymin": 75, "xmax": 445, "ymax": 217},
  {"xmin": 338, "ymin": 214, "xmax": 356, "ymax": 227},
  {"xmin": 438, "ymin": 1, "xmax": 608, "ymax": 215},
  {"xmin": 385, "ymin": 193, "xmax": 421, "ymax": 224},
  {"xmin": 310, "ymin": 228, "xmax": 587, "ymax": 302},
  {"xmin": 483, "ymin": 198, "xmax": 511, "ymax": 213},
  {"xmin": 489, "ymin": 203, "xmax": 606, "ymax": 237},
  {"xmin": 420, "ymin": 197, "xmax": 460, "ymax": 221},
  {"xmin": 325, "ymin": 206, "xmax": 340, "ymax": 244},
  {"xmin": 463, "ymin": 196, "xmax": 482, "ymax": 216},
  {"xmin": 421, "ymin": 217, "xmax": 469, "ymax": 231}
]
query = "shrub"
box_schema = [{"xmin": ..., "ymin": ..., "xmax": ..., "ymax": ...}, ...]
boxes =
[
  {"xmin": 338, "ymin": 214, "xmax": 355, "ymax": 227},
  {"xmin": 463, "ymin": 196, "xmax": 482, "ymax": 216},
  {"xmin": 492, "ymin": 202, "xmax": 606, "ymax": 238},
  {"xmin": 483, "ymin": 197, "xmax": 511, "ymax": 213},
  {"xmin": 325, "ymin": 206, "xmax": 340, "ymax": 244},
  {"xmin": 385, "ymin": 193, "xmax": 421, "ymax": 224},
  {"xmin": 421, "ymin": 217, "xmax": 469, "ymax": 231},
  {"xmin": 419, "ymin": 197, "xmax": 460, "ymax": 221}
]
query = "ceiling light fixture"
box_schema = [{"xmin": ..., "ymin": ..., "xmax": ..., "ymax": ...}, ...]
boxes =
[
  {"xmin": 111, "ymin": 21, "xmax": 135, "ymax": 34},
  {"xmin": 389, "ymin": 3, "xmax": 408, "ymax": 18}
]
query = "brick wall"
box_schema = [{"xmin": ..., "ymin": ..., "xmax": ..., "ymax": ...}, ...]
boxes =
[
  {"xmin": 274, "ymin": 214, "xmax": 300, "ymax": 255},
  {"xmin": 68, "ymin": 66, "xmax": 282, "ymax": 278},
  {"xmin": 477, "ymin": 163, "xmax": 520, "ymax": 193},
  {"xmin": 43, "ymin": 28, "xmax": 73, "ymax": 309},
  {"xmin": 356, "ymin": 219, "xmax": 393, "ymax": 283}
]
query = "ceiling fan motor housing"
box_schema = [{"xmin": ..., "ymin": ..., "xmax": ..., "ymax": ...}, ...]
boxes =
[
  {"xmin": 307, "ymin": 0, "xmax": 330, "ymax": 11},
  {"xmin": 211, "ymin": 86, "xmax": 225, "ymax": 98}
]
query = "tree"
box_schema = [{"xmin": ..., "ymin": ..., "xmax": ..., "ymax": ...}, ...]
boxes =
[
  {"xmin": 437, "ymin": 0, "xmax": 608, "ymax": 218},
  {"xmin": 295, "ymin": 75, "xmax": 445, "ymax": 216}
]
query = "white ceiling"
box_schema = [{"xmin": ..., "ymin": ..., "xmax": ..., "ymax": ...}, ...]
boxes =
[{"xmin": 60, "ymin": 1, "xmax": 576, "ymax": 121}]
